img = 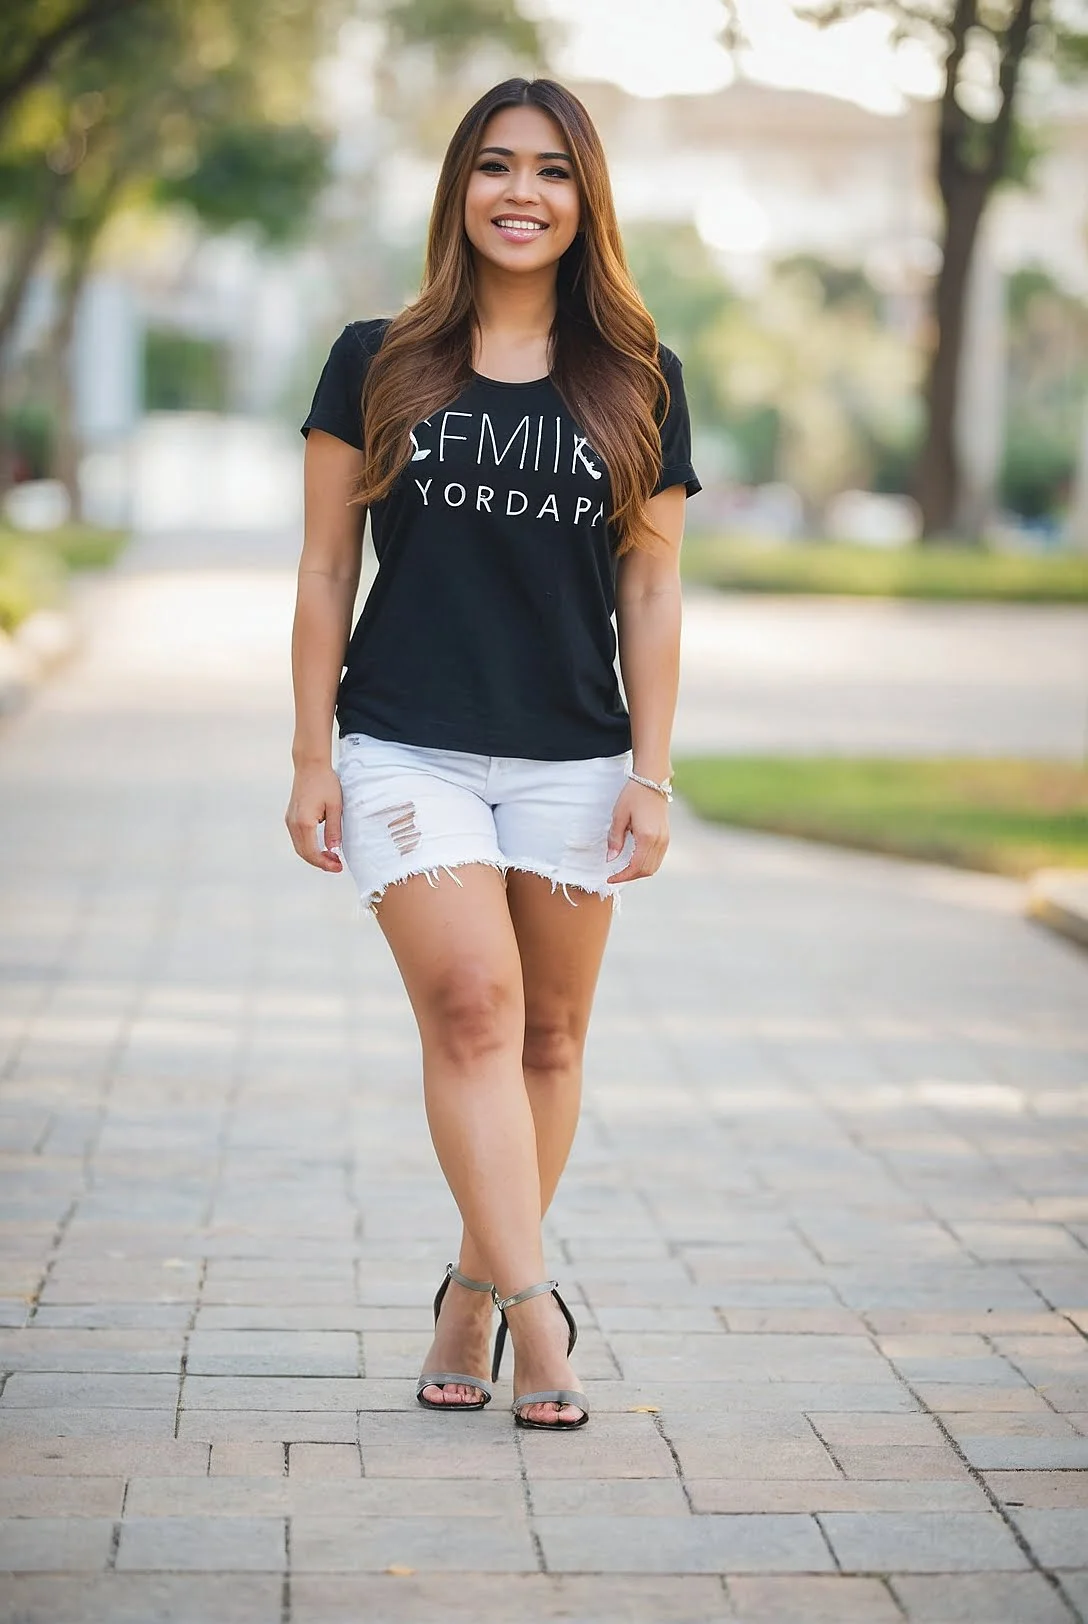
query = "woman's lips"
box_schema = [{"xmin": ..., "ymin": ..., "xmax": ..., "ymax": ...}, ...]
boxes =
[{"xmin": 492, "ymin": 218, "xmax": 548, "ymax": 244}]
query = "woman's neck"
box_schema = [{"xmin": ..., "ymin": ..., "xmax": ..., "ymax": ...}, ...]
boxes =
[{"xmin": 472, "ymin": 259, "xmax": 557, "ymax": 340}]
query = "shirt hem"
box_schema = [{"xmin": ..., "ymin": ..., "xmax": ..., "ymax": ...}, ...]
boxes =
[{"xmin": 336, "ymin": 711, "xmax": 633, "ymax": 762}]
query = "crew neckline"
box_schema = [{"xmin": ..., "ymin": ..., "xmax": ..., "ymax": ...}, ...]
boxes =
[{"xmin": 470, "ymin": 369, "xmax": 551, "ymax": 389}]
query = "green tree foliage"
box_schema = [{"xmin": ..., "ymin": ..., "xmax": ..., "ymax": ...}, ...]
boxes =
[
  {"xmin": 0, "ymin": 0, "xmax": 147, "ymax": 128},
  {"xmin": 383, "ymin": 0, "xmax": 540, "ymax": 63},
  {"xmin": 155, "ymin": 123, "xmax": 329, "ymax": 245},
  {"xmin": 1001, "ymin": 266, "xmax": 1088, "ymax": 519},
  {"xmin": 797, "ymin": 0, "xmax": 1088, "ymax": 540}
]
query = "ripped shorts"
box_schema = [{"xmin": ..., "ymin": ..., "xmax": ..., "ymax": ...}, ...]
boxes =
[{"xmin": 335, "ymin": 731, "xmax": 635, "ymax": 917}]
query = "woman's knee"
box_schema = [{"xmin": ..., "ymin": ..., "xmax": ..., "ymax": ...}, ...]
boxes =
[
  {"xmin": 423, "ymin": 967, "xmax": 522, "ymax": 1066},
  {"xmin": 522, "ymin": 1016, "xmax": 583, "ymax": 1078}
]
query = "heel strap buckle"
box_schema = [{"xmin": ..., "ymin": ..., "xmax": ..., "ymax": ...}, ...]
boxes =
[{"xmin": 492, "ymin": 1279, "xmax": 558, "ymax": 1313}]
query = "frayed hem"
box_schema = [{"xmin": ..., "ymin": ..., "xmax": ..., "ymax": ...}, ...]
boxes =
[
  {"xmin": 364, "ymin": 858, "xmax": 505, "ymax": 917},
  {"xmin": 502, "ymin": 862, "xmax": 622, "ymax": 915}
]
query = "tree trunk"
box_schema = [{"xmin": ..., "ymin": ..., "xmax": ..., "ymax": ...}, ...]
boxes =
[
  {"xmin": 0, "ymin": 171, "xmax": 71, "ymax": 378},
  {"xmin": 914, "ymin": 0, "xmax": 1036, "ymax": 543},
  {"xmin": 915, "ymin": 177, "xmax": 988, "ymax": 541},
  {"xmin": 45, "ymin": 237, "xmax": 99, "ymax": 521}
]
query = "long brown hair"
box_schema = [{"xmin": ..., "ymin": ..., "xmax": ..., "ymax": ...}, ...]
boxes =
[{"xmin": 353, "ymin": 78, "xmax": 670, "ymax": 554}]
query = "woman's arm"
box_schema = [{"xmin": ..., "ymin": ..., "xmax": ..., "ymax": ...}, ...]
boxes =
[
  {"xmin": 607, "ymin": 483, "xmax": 686, "ymax": 884},
  {"xmin": 285, "ymin": 429, "xmax": 366, "ymax": 872}
]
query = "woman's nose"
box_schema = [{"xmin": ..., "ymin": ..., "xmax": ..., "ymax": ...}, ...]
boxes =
[{"xmin": 505, "ymin": 169, "xmax": 540, "ymax": 203}]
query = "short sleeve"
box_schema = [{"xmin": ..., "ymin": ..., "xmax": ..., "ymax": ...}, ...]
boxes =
[
  {"xmin": 300, "ymin": 319, "xmax": 388, "ymax": 451},
  {"xmin": 653, "ymin": 345, "xmax": 701, "ymax": 498}
]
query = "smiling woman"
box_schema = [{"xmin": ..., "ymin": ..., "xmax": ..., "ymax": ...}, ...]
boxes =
[{"xmin": 287, "ymin": 78, "xmax": 700, "ymax": 1439}]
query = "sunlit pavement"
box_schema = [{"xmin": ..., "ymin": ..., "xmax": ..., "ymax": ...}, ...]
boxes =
[{"xmin": 0, "ymin": 532, "xmax": 1087, "ymax": 1622}]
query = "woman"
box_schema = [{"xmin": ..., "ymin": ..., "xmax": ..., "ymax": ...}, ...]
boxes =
[{"xmin": 287, "ymin": 77, "xmax": 699, "ymax": 1431}]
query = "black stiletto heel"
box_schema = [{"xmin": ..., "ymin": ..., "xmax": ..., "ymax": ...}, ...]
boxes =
[
  {"xmin": 490, "ymin": 1279, "xmax": 588, "ymax": 1430},
  {"xmin": 415, "ymin": 1262, "xmax": 495, "ymax": 1411}
]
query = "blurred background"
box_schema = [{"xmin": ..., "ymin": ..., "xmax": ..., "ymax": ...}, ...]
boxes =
[{"xmin": 1, "ymin": 0, "xmax": 1086, "ymax": 899}]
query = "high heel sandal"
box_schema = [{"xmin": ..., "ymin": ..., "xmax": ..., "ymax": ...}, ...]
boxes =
[
  {"xmin": 415, "ymin": 1262, "xmax": 495, "ymax": 1411},
  {"xmin": 490, "ymin": 1279, "xmax": 589, "ymax": 1430}
]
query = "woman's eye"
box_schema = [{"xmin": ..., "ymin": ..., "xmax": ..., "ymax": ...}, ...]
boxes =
[
  {"xmin": 542, "ymin": 167, "xmax": 570, "ymax": 180},
  {"xmin": 479, "ymin": 160, "xmax": 506, "ymax": 172}
]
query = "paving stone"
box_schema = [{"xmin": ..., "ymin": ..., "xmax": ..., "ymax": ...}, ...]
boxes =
[
  {"xmin": 30, "ymin": 1305, "xmax": 193, "ymax": 1330},
  {"xmin": 944, "ymin": 1409, "xmax": 1080, "ymax": 1438},
  {"xmin": 527, "ymin": 1478, "xmax": 689, "ymax": 1516},
  {"xmin": 688, "ymin": 1478, "xmax": 988, "ymax": 1513},
  {"xmin": 536, "ymin": 1511, "xmax": 834, "ymax": 1573},
  {"xmin": 289, "ymin": 1573, "xmax": 728, "ymax": 1623},
  {"xmin": 0, "ymin": 1408, "xmax": 179, "ymax": 1440},
  {"xmin": 926, "ymin": 1385, "xmax": 1054, "ymax": 1412},
  {"xmin": 519, "ymin": 1415, "xmax": 677, "ymax": 1479},
  {"xmin": 821, "ymin": 1511, "xmax": 1030, "ymax": 1572},
  {"xmin": 0, "ymin": 1330, "xmax": 182, "ymax": 1373},
  {"xmin": 178, "ymin": 1410, "xmax": 359, "ymax": 1444},
  {"xmin": 180, "ymin": 1375, "xmax": 366, "ymax": 1410},
  {"xmin": 0, "ymin": 1515, "xmax": 115, "ymax": 1570},
  {"xmin": 209, "ymin": 1441, "xmax": 285, "ymax": 1476},
  {"xmin": 627, "ymin": 1380, "xmax": 920, "ymax": 1413},
  {"xmin": 663, "ymin": 1413, "xmax": 839, "ymax": 1480},
  {"xmin": 185, "ymin": 1331, "xmax": 359, "ymax": 1377},
  {"xmin": 0, "ymin": 1438, "xmax": 209, "ymax": 1476},
  {"xmin": 984, "ymin": 1471, "xmax": 1088, "ymax": 1508},
  {"xmin": 727, "ymin": 1574, "xmax": 900, "ymax": 1622},
  {"xmin": 832, "ymin": 1444, "xmax": 972, "ymax": 1480},
  {"xmin": 891, "ymin": 1573, "xmax": 1076, "ymax": 1622},
  {"xmin": 194, "ymin": 1305, "xmax": 410, "ymax": 1332},
  {"xmin": 115, "ymin": 1515, "xmax": 286, "ymax": 1571},
  {"xmin": 1009, "ymin": 1508, "xmax": 1088, "ymax": 1568},
  {"xmin": 290, "ymin": 1513, "xmax": 536, "ymax": 1572},
  {"xmin": 0, "ymin": 1372, "xmax": 178, "ymax": 1408},
  {"xmin": 608, "ymin": 1332, "xmax": 895, "ymax": 1385},
  {"xmin": 958, "ymin": 1437, "xmax": 1088, "ymax": 1470},
  {"xmin": 288, "ymin": 1442, "xmax": 361, "ymax": 1478},
  {"xmin": 721, "ymin": 1307, "xmax": 868, "ymax": 1334},
  {"xmin": 807, "ymin": 1411, "xmax": 945, "ymax": 1446},
  {"xmin": 0, "ymin": 1575, "xmax": 284, "ymax": 1624},
  {"xmin": 0, "ymin": 1475, "xmax": 124, "ymax": 1516},
  {"xmin": 124, "ymin": 1476, "xmax": 287, "ymax": 1516},
  {"xmin": 1058, "ymin": 1573, "xmax": 1088, "ymax": 1618}
]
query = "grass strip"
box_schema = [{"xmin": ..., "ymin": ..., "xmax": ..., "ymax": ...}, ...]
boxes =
[
  {"xmin": 673, "ymin": 756, "xmax": 1088, "ymax": 877},
  {"xmin": 0, "ymin": 524, "xmax": 127, "ymax": 631},
  {"xmin": 682, "ymin": 538, "xmax": 1088, "ymax": 603}
]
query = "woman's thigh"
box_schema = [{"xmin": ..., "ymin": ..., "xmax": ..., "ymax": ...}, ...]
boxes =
[
  {"xmin": 375, "ymin": 864, "xmax": 525, "ymax": 1062},
  {"xmin": 506, "ymin": 871, "xmax": 613, "ymax": 1069}
]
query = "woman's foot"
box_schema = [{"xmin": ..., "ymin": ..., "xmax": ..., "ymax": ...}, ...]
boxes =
[
  {"xmin": 419, "ymin": 1272, "xmax": 494, "ymax": 1406},
  {"xmin": 505, "ymin": 1290, "xmax": 585, "ymax": 1425}
]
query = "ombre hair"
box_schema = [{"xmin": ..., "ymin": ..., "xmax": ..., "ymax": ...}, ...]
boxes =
[{"xmin": 352, "ymin": 77, "xmax": 670, "ymax": 554}]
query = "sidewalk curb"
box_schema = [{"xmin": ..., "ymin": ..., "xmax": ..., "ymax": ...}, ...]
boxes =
[{"xmin": 1026, "ymin": 867, "xmax": 1088, "ymax": 950}]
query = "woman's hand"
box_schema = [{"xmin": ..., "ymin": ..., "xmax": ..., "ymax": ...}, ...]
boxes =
[
  {"xmin": 606, "ymin": 780, "xmax": 670, "ymax": 885},
  {"xmin": 285, "ymin": 763, "xmax": 344, "ymax": 872}
]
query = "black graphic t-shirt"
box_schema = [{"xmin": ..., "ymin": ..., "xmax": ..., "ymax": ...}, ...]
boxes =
[{"xmin": 301, "ymin": 317, "xmax": 700, "ymax": 759}]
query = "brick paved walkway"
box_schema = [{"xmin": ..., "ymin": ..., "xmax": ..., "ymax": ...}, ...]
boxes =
[{"xmin": 1, "ymin": 538, "xmax": 1087, "ymax": 1622}]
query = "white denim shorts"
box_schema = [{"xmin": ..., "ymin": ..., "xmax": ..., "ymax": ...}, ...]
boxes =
[{"xmin": 335, "ymin": 731, "xmax": 635, "ymax": 917}]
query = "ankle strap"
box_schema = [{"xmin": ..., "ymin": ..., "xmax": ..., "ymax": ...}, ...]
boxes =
[
  {"xmin": 447, "ymin": 1262, "xmax": 494, "ymax": 1293},
  {"xmin": 492, "ymin": 1279, "xmax": 558, "ymax": 1313}
]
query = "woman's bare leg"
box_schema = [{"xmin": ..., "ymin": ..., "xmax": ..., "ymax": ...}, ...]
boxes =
[
  {"xmin": 456, "ymin": 873, "xmax": 613, "ymax": 1421},
  {"xmin": 457, "ymin": 870, "xmax": 612, "ymax": 1248},
  {"xmin": 376, "ymin": 865, "xmax": 575, "ymax": 1412}
]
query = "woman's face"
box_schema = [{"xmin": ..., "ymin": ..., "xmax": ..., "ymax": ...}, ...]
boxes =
[{"xmin": 463, "ymin": 104, "xmax": 581, "ymax": 273}]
